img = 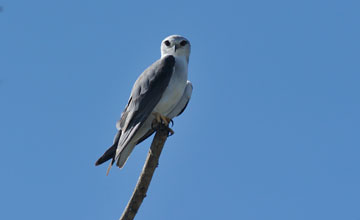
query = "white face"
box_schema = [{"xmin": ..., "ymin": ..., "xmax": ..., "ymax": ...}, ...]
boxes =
[{"xmin": 161, "ymin": 35, "xmax": 191, "ymax": 61}]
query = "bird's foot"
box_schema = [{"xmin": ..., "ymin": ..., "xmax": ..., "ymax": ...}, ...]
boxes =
[
  {"xmin": 152, "ymin": 112, "xmax": 175, "ymax": 136},
  {"xmin": 153, "ymin": 112, "xmax": 172, "ymax": 126}
]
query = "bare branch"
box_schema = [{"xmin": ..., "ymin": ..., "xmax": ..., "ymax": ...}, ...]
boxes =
[{"xmin": 119, "ymin": 124, "xmax": 170, "ymax": 220}]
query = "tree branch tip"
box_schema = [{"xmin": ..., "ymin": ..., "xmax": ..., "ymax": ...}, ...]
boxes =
[{"xmin": 119, "ymin": 127, "xmax": 169, "ymax": 220}]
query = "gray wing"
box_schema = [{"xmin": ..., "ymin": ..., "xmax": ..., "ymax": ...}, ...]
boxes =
[
  {"xmin": 115, "ymin": 55, "xmax": 175, "ymax": 162},
  {"xmin": 95, "ymin": 74, "xmax": 191, "ymax": 168},
  {"xmin": 136, "ymin": 80, "xmax": 193, "ymax": 144}
]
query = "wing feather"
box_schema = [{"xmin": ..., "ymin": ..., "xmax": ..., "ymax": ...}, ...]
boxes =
[{"xmin": 115, "ymin": 55, "xmax": 175, "ymax": 164}]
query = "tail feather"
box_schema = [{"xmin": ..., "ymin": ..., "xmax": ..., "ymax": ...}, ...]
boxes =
[
  {"xmin": 96, "ymin": 122, "xmax": 152, "ymax": 173},
  {"xmin": 115, "ymin": 124, "xmax": 140, "ymax": 168},
  {"xmin": 95, "ymin": 130, "xmax": 121, "ymax": 166},
  {"xmin": 116, "ymin": 143, "xmax": 136, "ymax": 168}
]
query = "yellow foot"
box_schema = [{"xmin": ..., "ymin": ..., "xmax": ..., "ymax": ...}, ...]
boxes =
[
  {"xmin": 152, "ymin": 112, "xmax": 175, "ymax": 136},
  {"xmin": 152, "ymin": 112, "xmax": 171, "ymax": 126}
]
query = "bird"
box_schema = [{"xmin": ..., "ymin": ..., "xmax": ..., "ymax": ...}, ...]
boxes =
[{"xmin": 95, "ymin": 35, "xmax": 193, "ymax": 175}]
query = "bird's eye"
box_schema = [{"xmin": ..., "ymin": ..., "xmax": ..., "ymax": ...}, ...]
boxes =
[
  {"xmin": 180, "ymin": 40, "xmax": 187, "ymax": 46},
  {"xmin": 164, "ymin": 40, "xmax": 171, "ymax": 46}
]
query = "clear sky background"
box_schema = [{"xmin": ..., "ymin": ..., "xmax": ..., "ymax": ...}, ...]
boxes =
[{"xmin": 1, "ymin": 0, "xmax": 359, "ymax": 219}]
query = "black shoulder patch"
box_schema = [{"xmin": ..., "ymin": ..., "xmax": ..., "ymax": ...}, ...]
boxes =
[{"xmin": 162, "ymin": 55, "xmax": 175, "ymax": 66}]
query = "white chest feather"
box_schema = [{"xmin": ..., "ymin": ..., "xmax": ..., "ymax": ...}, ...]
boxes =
[{"xmin": 154, "ymin": 56, "xmax": 188, "ymax": 115}]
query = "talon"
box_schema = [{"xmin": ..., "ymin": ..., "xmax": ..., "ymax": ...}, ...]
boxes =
[
  {"xmin": 167, "ymin": 127, "xmax": 174, "ymax": 136},
  {"xmin": 153, "ymin": 112, "xmax": 172, "ymax": 126},
  {"xmin": 169, "ymin": 119, "xmax": 174, "ymax": 127},
  {"xmin": 160, "ymin": 115, "xmax": 171, "ymax": 126}
]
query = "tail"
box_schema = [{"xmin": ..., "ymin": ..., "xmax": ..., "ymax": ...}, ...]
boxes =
[
  {"xmin": 95, "ymin": 130, "xmax": 121, "ymax": 175},
  {"xmin": 115, "ymin": 129, "xmax": 154, "ymax": 169},
  {"xmin": 115, "ymin": 124, "xmax": 142, "ymax": 169},
  {"xmin": 95, "ymin": 144, "xmax": 117, "ymax": 166},
  {"xmin": 96, "ymin": 123, "xmax": 154, "ymax": 173},
  {"xmin": 116, "ymin": 142, "xmax": 137, "ymax": 168}
]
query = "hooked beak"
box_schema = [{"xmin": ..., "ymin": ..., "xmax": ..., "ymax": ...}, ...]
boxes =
[{"xmin": 174, "ymin": 44, "xmax": 179, "ymax": 52}]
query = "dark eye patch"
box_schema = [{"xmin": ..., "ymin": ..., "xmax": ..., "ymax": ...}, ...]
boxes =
[
  {"xmin": 180, "ymin": 40, "xmax": 187, "ymax": 46},
  {"xmin": 164, "ymin": 40, "xmax": 170, "ymax": 46}
]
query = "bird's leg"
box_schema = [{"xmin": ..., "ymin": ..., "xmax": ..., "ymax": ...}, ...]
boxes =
[
  {"xmin": 152, "ymin": 112, "xmax": 175, "ymax": 136},
  {"xmin": 152, "ymin": 112, "xmax": 171, "ymax": 126}
]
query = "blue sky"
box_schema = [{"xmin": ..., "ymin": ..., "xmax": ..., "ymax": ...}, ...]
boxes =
[{"xmin": 1, "ymin": 0, "xmax": 359, "ymax": 219}]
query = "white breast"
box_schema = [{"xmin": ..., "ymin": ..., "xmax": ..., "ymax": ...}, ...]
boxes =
[{"xmin": 154, "ymin": 56, "xmax": 188, "ymax": 115}]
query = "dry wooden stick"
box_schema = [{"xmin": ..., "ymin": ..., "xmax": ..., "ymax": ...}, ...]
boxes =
[{"xmin": 119, "ymin": 124, "xmax": 170, "ymax": 220}]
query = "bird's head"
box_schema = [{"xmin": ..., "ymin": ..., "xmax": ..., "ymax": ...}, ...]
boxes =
[{"xmin": 161, "ymin": 35, "xmax": 191, "ymax": 62}]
